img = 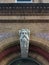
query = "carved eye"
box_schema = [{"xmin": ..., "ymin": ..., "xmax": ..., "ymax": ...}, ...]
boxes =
[{"xmin": 22, "ymin": 32, "xmax": 24, "ymax": 34}]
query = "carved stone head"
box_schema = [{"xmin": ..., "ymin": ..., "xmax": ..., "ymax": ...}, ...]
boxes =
[
  {"xmin": 19, "ymin": 29, "xmax": 30, "ymax": 58},
  {"xmin": 19, "ymin": 29, "xmax": 30, "ymax": 41}
]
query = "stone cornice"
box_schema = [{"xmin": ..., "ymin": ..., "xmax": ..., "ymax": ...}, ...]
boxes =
[{"xmin": 0, "ymin": 3, "xmax": 49, "ymax": 16}]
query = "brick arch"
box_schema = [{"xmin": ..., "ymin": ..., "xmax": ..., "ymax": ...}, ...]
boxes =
[
  {"xmin": 0, "ymin": 35, "xmax": 49, "ymax": 52},
  {"xmin": 0, "ymin": 41, "xmax": 49, "ymax": 62},
  {"xmin": 0, "ymin": 38, "xmax": 49, "ymax": 64}
]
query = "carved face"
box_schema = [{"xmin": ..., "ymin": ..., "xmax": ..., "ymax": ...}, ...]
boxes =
[
  {"xmin": 19, "ymin": 29, "xmax": 30, "ymax": 58},
  {"xmin": 19, "ymin": 29, "xmax": 30, "ymax": 41}
]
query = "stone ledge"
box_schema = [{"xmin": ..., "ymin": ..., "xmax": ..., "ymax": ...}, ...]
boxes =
[{"xmin": 0, "ymin": 16, "xmax": 49, "ymax": 20}]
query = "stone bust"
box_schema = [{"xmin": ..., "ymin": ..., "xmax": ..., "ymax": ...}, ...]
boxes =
[{"xmin": 19, "ymin": 29, "xmax": 30, "ymax": 58}]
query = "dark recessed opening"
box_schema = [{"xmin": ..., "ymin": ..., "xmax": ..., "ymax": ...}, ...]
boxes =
[{"xmin": 8, "ymin": 58, "xmax": 41, "ymax": 65}]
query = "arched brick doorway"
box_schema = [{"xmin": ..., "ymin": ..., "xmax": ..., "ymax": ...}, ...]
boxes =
[{"xmin": 0, "ymin": 41, "xmax": 49, "ymax": 65}]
